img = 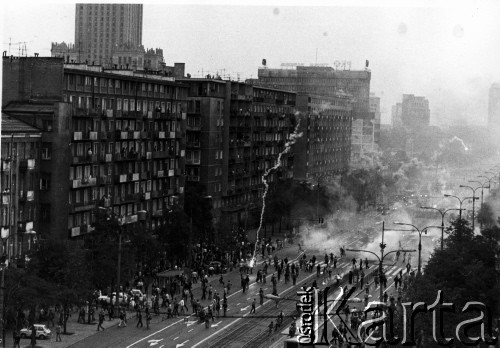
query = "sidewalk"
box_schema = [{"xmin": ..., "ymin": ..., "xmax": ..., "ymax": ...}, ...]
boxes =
[{"xmin": 2, "ymin": 314, "xmax": 121, "ymax": 348}]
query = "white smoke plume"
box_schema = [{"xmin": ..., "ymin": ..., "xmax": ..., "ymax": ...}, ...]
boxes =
[{"xmin": 249, "ymin": 113, "xmax": 303, "ymax": 267}]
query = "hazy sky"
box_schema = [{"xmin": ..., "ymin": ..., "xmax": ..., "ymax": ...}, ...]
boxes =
[{"xmin": 2, "ymin": 0, "xmax": 500, "ymax": 125}]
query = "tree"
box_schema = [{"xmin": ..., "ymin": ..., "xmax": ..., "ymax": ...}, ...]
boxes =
[
  {"xmin": 27, "ymin": 240, "xmax": 91, "ymax": 333},
  {"xmin": 476, "ymin": 202, "xmax": 497, "ymax": 228},
  {"xmin": 395, "ymin": 218, "xmax": 500, "ymax": 347}
]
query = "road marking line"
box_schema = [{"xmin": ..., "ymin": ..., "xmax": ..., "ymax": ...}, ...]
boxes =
[
  {"xmin": 173, "ymin": 337, "xmax": 179, "ymax": 340},
  {"xmin": 188, "ymin": 329, "xmax": 193, "ymax": 332}
]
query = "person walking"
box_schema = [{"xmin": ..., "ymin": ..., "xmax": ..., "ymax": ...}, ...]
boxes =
[
  {"xmin": 55, "ymin": 324, "xmax": 62, "ymax": 342},
  {"xmin": 223, "ymin": 299, "xmax": 228, "ymax": 317},
  {"xmin": 268, "ymin": 320, "xmax": 274, "ymax": 335},
  {"xmin": 146, "ymin": 311, "xmax": 152, "ymax": 330},
  {"xmin": 97, "ymin": 310, "xmax": 105, "ymax": 331},
  {"xmin": 250, "ymin": 299, "xmax": 256, "ymax": 314},
  {"xmin": 259, "ymin": 288, "xmax": 264, "ymax": 305},
  {"xmin": 136, "ymin": 310, "xmax": 143, "ymax": 328}
]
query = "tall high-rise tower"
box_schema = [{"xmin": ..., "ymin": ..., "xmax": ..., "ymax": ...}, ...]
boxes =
[{"xmin": 74, "ymin": 3, "xmax": 143, "ymax": 66}]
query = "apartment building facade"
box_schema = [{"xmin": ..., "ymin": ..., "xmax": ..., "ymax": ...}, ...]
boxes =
[
  {"xmin": 1, "ymin": 116, "xmax": 42, "ymax": 261},
  {"xmin": 180, "ymin": 78, "xmax": 296, "ymax": 228},
  {"xmin": 3, "ymin": 56, "xmax": 188, "ymax": 241}
]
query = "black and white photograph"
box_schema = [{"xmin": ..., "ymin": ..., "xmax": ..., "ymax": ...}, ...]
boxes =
[{"xmin": 1, "ymin": 0, "xmax": 500, "ymax": 347}]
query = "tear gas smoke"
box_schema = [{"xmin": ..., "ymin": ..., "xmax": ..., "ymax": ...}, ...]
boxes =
[{"xmin": 249, "ymin": 113, "xmax": 303, "ymax": 268}]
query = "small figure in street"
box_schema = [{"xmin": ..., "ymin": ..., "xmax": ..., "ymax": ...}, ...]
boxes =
[
  {"xmin": 223, "ymin": 299, "xmax": 228, "ymax": 317},
  {"xmin": 136, "ymin": 310, "xmax": 143, "ymax": 328},
  {"xmin": 259, "ymin": 288, "xmax": 264, "ymax": 305},
  {"xmin": 269, "ymin": 320, "xmax": 274, "ymax": 335},
  {"xmin": 97, "ymin": 310, "xmax": 105, "ymax": 331},
  {"xmin": 383, "ymin": 291, "xmax": 389, "ymax": 303},
  {"xmin": 250, "ymin": 299, "xmax": 256, "ymax": 314},
  {"xmin": 55, "ymin": 324, "xmax": 62, "ymax": 342},
  {"xmin": 146, "ymin": 312, "xmax": 152, "ymax": 330},
  {"xmin": 334, "ymin": 256, "xmax": 338, "ymax": 268},
  {"xmin": 352, "ymin": 258, "xmax": 357, "ymax": 269},
  {"xmin": 289, "ymin": 321, "xmax": 297, "ymax": 337},
  {"xmin": 364, "ymin": 258, "xmax": 369, "ymax": 269},
  {"xmin": 13, "ymin": 330, "xmax": 21, "ymax": 348}
]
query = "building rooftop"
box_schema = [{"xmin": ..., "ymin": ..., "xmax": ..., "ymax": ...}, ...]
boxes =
[{"xmin": 1, "ymin": 114, "xmax": 42, "ymax": 134}]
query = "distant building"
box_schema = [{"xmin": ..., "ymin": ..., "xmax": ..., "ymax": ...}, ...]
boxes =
[
  {"xmin": 488, "ymin": 83, "xmax": 500, "ymax": 126},
  {"xmin": 1, "ymin": 115, "xmax": 42, "ymax": 262},
  {"xmin": 3, "ymin": 56, "xmax": 188, "ymax": 241},
  {"xmin": 51, "ymin": 4, "xmax": 165, "ymax": 71},
  {"xmin": 294, "ymin": 94, "xmax": 352, "ymax": 181},
  {"xmin": 250, "ymin": 64, "xmax": 371, "ymax": 162},
  {"xmin": 401, "ymin": 94, "xmax": 430, "ymax": 130},
  {"xmin": 179, "ymin": 77, "xmax": 296, "ymax": 229}
]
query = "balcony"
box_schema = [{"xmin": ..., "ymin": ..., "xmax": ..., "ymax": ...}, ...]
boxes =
[
  {"xmin": 72, "ymin": 155, "xmax": 97, "ymax": 164},
  {"xmin": 89, "ymin": 131, "xmax": 98, "ymax": 140},
  {"xmin": 100, "ymin": 153, "xmax": 113, "ymax": 162},
  {"xmin": 152, "ymin": 151, "xmax": 168, "ymax": 159},
  {"xmin": 19, "ymin": 190, "xmax": 35, "ymax": 202},
  {"xmin": 99, "ymin": 131, "xmax": 108, "ymax": 140},
  {"xmin": 114, "ymin": 152, "xmax": 139, "ymax": 161},
  {"xmin": 73, "ymin": 131, "xmax": 83, "ymax": 141},
  {"xmin": 155, "ymin": 170, "xmax": 165, "ymax": 178},
  {"xmin": 118, "ymin": 214, "xmax": 138, "ymax": 225},
  {"xmin": 155, "ymin": 131, "xmax": 166, "ymax": 139},
  {"xmin": 1, "ymin": 160, "xmax": 11, "ymax": 171},
  {"xmin": 168, "ymin": 131, "xmax": 176, "ymax": 139},
  {"xmin": 69, "ymin": 202, "xmax": 96, "ymax": 213},
  {"xmin": 186, "ymin": 142, "xmax": 200, "ymax": 148},
  {"xmin": 140, "ymin": 171, "xmax": 151, "ymax": 180},
  {"xmin": 186, "ymin": 124, "xmax": 201, "ymax": 131},
  {"xmin": 151, "ymin": 191, "xmax": 162, "ymax": 198},
  {"xmin": 71, "ymin": 176, "xmax": 97, "ymax": 188},
  {"xmin": 105, "ymin": 109, "xmax": 113, "ymax": 118},
  {"xmin": 123, "ymin": 193, "xmax": 140, "ymax": 202},
  {"xmin": 18, "ymin": 221, "xmax": 34, "ymax": 233},
  {"xmin": 128, "ymin": 173, "xmax": 140, "ymax": 181},
  {"xmin": 141, "ymin": 192, "xmax": 151, "ymax": 200},
  {"xmin": 19, "ymin": 159, "xmax": 36, "ymax": 171},
  {"xmin": 168, "ymin": 169, "xmax": 175, "ymax": 177},
  {"xmin": 115, "ymin": 174, "xmax": 128, "ymax": 183},
  {"xmin": 98, "ymin": 176, "xmax": 112, "ymax": 185},
  {"xmin": 187, "ymin": 175, "xmax": 200, "ymax": 182},
  {"xmin": 152, "ymin": 209, "xmax": 163, "ymax": 217},
  {"xmin": 141, "ymin": 131, "xmax": 151, "ymax": 139}
]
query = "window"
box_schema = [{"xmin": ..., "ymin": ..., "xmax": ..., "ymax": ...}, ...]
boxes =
[
  {"xmin": 40, "ymin": 178, "xmax": 50, "ymax": 190},
  {"xmin": 41, "ymin": 143, "xmax": 51, "ymax": 160}
]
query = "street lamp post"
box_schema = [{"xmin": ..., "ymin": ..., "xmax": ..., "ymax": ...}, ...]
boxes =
[
  {"xmin": 478, "ymin": 175, "xmax": 495, "ymax": 191},
  {"xmin": 444, "ymin": 194, "xmax": 477, "ymax": 220},
  {"xmin": 347, "ymin": 222, "xmax": 416, "ymax": 301},
  {"xmin": 0, "ymin": 226, "xmax": 10, "ymax": 348},
  {"xmin": 394, "ymin": 222, "xmax": 440, "ymax": 276},
  {"xmin": 468, "ymin": 180, "xmax": 489, "ymax": 210},
  {"xmin": 420, "ymin": 206, "xmax": 462, "ymax": 251},
  {"xmin": 459, "ymin": 185, "xmax": 482, "ymax": 231}
]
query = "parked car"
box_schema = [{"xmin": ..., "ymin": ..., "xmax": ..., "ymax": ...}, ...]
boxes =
[
  {"xmin": 206, "ymin": 260, "xmax": 227, "ymax": 274},
  {"xmin": 98, "ymin": 292, "xmax": 128, "ymax": 304},
  {"xmin": 129, "ymin": 289, "xmax": 145, "ymax": 302},
  {"xmin": 20, "ymin": 324, "xmax": 51, "ymax": 339}
]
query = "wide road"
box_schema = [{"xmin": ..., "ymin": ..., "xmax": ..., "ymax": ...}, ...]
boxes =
[{"xmin": 70, "ymin": 233, "xmax": 370, "ymax": 348}]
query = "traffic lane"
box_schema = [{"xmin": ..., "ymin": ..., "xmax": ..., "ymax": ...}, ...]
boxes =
[
  {"xmin": 128, "ymin": 260, "xmax": 356, "ymax": 348},
  {"xmin": 307, "ymin": 263, "xmax": 406, "ymax": 345},
  {"xmin": 123, "ymin": 252, "xmax": 311, "ymax": 348}
]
